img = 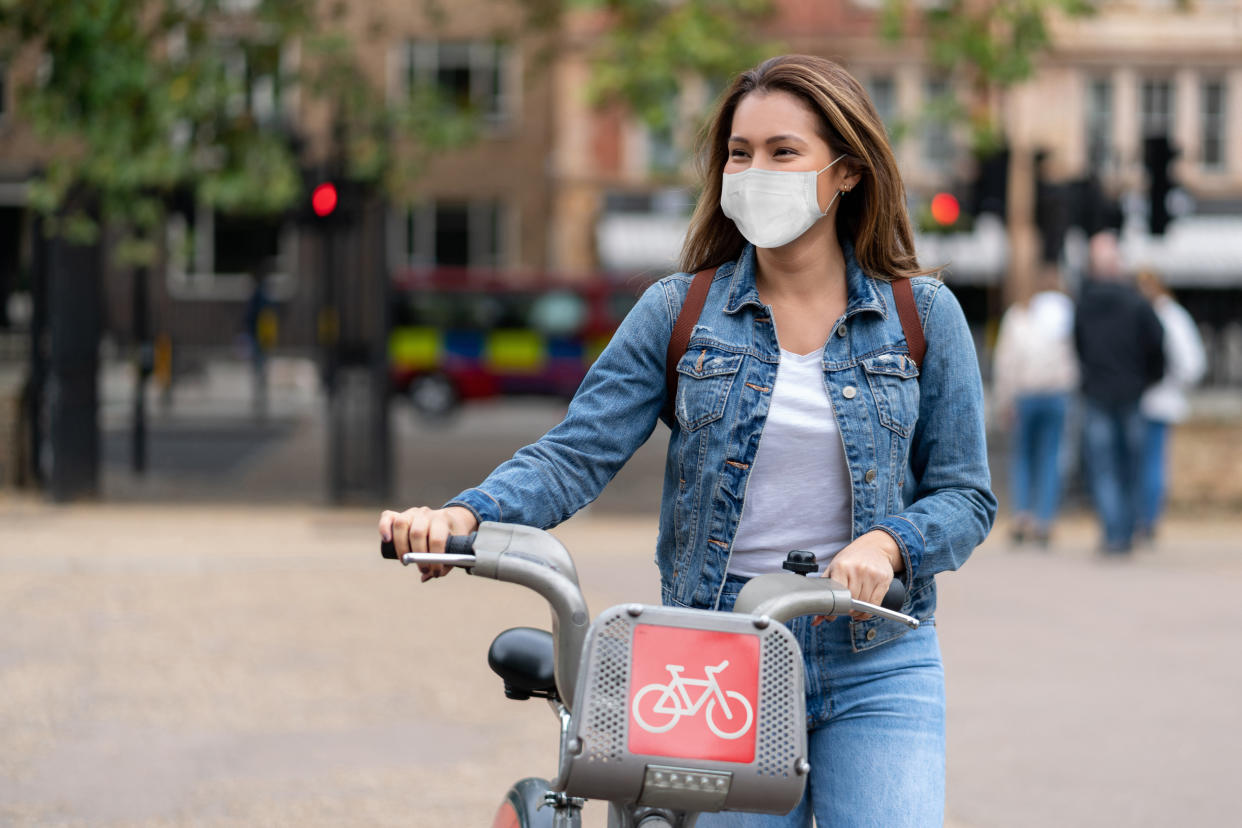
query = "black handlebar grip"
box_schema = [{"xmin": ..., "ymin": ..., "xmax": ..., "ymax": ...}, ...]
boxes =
[
  {"xmin": 881, "ymin": 579, "xmax": 906, "ymax": 611},
  {"xmin": 379, "ymin": 533, "xmax": 478, "ymax": 561},
  {"xmin": 445, "ymin": 533, "xmax": 477, "ymax": 555}
]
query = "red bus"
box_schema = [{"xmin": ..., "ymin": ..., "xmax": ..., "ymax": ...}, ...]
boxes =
[{"xmin": 389, "ymin": 267, "xmax": 646, "ymax": 417}]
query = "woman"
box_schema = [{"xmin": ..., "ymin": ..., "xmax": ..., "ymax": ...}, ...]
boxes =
[
  {"xmin": 1135, "ymin": 268, "xmax": 1206, "ymax": 541},
  {"xmin": 380, "ymin": 54, "xmax": 995, "ymax": 826},
  {"xmin": 992, "ymin": 265, "xmax": 1078, "ymax": 546}
]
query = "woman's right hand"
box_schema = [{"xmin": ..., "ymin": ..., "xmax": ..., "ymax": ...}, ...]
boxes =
[{"xmin": 379, "ymin": 506, "xmax": 480, "ymax": 582}]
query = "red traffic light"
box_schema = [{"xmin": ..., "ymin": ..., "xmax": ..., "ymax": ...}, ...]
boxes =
[
  {"xmin": 930, "ymin": 192, "xmax": 960, "ymax": 226},
  {"xmin": 311, "ymin": 182, "xmax": 338, "ymax": 217}
]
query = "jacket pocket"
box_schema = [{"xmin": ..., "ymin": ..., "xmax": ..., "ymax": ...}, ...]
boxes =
[
  {"xmin": 675, "ymin": 347, "xmax": 743, "ymax": 431},
  {"xmin": 863, "ymin": 353, "xmax": 920, "ymax": 437}
]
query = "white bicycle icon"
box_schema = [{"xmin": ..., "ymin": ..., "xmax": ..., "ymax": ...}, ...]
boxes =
[{"xmin": 631, "ymin": 659, "xmax": 755, "ymax": 740}]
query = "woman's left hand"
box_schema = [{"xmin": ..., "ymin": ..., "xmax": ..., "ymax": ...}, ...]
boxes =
[{"xmin": 816, "ymin": 530, "xmax": 904, "ymax": 624}]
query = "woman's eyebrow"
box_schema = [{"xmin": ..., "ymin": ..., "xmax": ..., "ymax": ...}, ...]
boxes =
[{"xmin": 727, "ymin": 134, "xmax": 808, "ymax": 145}]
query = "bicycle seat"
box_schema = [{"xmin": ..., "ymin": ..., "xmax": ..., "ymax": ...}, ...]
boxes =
[{"xmin": 488, "ymin": 627, "xmax": 557, "ymax": 700}]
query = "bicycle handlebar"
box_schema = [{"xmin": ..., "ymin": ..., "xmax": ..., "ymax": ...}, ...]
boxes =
[
  {"xmin": 381, "ymin": 523, "xmax": 590, "ymax": 709},
  {"xmin": 381, "ymin": 523, "xmax": 916, "ymax": 646},
  {"xmin": 732, "ymin": 572, "xmax": 918, "ymax": 628},
  {"xmin": 381, "ymin": 533, "xmax": 477, "ymax": 562}
]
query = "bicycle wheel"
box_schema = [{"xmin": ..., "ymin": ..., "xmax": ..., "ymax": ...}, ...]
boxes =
[
  {"xmin": 705, "ymin": 691, "xmax": 754, "ymax": 740},
  {"xmin": 631, "ymin": 684, "xmax": 681, "ymax": 733},
  {"xmin": 492, "ymin": 777, "xmax": 563, "ymax": 828}
]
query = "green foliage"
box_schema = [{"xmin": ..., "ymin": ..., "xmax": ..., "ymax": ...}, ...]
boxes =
[
  {"xmin": 573, "ymin": 0, "xmax": 779, "ymax": 132},
  {"xmin": 0, "ymin": 0, "xmax": 487, "ymax": 263},
  {"xmin": 922, "ymin": 0, "xmax": 1096, "ymax": 86},
  {"xmin": 881, "ymin": 0, "xmax": 1096, "ymax": 153}
]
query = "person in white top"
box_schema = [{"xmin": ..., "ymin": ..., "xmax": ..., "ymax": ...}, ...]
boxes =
[
  {"xmin": 1135, "ymin": 269, "xmax": 1206, "ymax": 541},
  {"xmin": 728, "ymin": 346, "xmax": 852, "ymax": 578},
  {"xmin": 992, "ymin": 265, "xmax": 1079, "ymax": 546}
]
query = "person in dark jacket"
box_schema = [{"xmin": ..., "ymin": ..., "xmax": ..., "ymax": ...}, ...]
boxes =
[{"xmin": 1073, "ymin": 231, "xmax": 1165, "ymax": 553}]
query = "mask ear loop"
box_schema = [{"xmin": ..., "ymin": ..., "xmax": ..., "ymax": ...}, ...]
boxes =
[
  {"xmin": 816, "ymin": 153, "xmax": 848, "ymax": 216},
  {"xmin": 816, "ymin": 154, "xmax": 847, "ymax": 176}
]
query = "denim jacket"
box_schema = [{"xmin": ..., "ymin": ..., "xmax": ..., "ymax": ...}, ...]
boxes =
[{"xmin": 448, "ymin": 243, "xmax": 996, "ymax": 651}]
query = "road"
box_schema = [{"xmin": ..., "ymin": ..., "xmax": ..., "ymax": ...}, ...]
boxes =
[
  {"xmin": 1, "ymin": 497, "xmax": 1238, "ymax": 827},
  {"xmin": 98, "ymin": 366, "xmax": 667, "ymax": 511}
]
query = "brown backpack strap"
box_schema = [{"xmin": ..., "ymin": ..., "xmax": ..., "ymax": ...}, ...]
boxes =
[
  {"xmin": 665, "ymin": 267, "xmax": 717, "ymax": 420},
  {"xmin": 892, "ymin": 277, "xmax": 925, "ymax": 368}
]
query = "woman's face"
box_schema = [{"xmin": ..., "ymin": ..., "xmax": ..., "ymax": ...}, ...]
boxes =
[{"xmin": 725, "ymin": 90, "xmax": 860, "ymax": 214}]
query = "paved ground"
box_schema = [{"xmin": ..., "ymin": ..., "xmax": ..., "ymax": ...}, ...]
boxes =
[{"xmin": 1, "ymin": 497, "xmax": 1238, "ymax": 827}]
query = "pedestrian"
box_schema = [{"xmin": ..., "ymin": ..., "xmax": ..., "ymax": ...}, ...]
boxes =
[
  {"xmin": 1072, "ymin": 232, "xmax": 1165, "ymax": 554},
  {"xmin": 992, "ymin": 264, "xmax": 1078, "ymax": 546},
  {"xmin": 380, "ymin": 54, "xmax": 995, "ymax": 827},
  {"xmin": 242, "ymin": 267, "xmax": 273, "ymax": 420},
  {"xmin": 1134, "ymin": 268, "xmax": 1206, "ymax": 542}
]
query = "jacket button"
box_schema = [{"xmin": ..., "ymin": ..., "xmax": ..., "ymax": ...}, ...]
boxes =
[
  {"xmin": 842, "ymin": 385, "xmax": 857, "ymax": 399},
  {"xmin": 836, "ymin": 323, "xmax": 847, "ymax": 337},
  {"xmin": 865, "ymin": 628, "xmax": 878, "ymax": 642},
  {"xmin": 865, "ymin": 469, "xmax": 877, "ymax": 483}
]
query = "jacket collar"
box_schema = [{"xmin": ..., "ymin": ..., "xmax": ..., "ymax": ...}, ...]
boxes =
[{"xmin": 723, "ymin": 240, "xmax": 889, "ymax": 319}]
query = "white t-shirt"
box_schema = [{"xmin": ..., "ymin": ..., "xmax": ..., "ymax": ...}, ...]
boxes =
[
  {"xmin": 992, "ymin": 290, "xmax": 1079, "ymax": 410},
  {"xmin": 727, "ymin": 348, "xmax": 852, "ymax": 578},
  {"xmin": 1141, "ymin": 295, "xmax": 1207, "ymax": 423}
]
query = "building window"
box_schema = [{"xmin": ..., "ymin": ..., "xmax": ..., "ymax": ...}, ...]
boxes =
[
  {"xmin": 213, "ymin": 214, "xmax": 283, "ymax": 276},
  {"xmin": 405, "ymin": 202, "xmax": 504, "ymax": 268},
  {"xmin": 922, "ymin": 77, "xmax": 955, "ymax": 169},
  {"xmin": 165, "ymin": 205, "xmax": 293, "ymax": 300},
  {"xmin": 1201, "ymin": 79, "xmax": 1227, "ymax": 171},
  {"xmin": 1085, "ymin": 77, "xmax": 1114, "ymax": 173},
  {"xmin": 404, "ymin": 40, "xmax": 513, "ymax": 126},
  {"xmin": 1140, "ymin": 78, "xmax": 1175, "ymax": 139},
  {"xmin": 865, "ymin": 74, "xmax": 897, "ymax": 138},
  {"xmin": 213, "ymin": 40, "xmax": 285, "ymax": 127},
  {"xmin": 647, "ymin": 94, "xmax": 680, "ymax": 175}
]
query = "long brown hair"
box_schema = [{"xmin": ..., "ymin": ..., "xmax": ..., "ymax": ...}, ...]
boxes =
[{"xmin": 679, "ymin": 54, "xmax": 929, "ymax": 281}]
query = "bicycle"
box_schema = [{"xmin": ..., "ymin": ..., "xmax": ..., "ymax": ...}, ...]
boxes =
[{"xmin": 380, "ymin": 522, "xmax": 917, "ymax": 828}]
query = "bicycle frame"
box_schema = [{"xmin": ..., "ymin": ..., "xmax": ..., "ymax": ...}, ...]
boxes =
[{"xmin": 389, "ymin": 521, "xmax": 917, "ymax": 828}]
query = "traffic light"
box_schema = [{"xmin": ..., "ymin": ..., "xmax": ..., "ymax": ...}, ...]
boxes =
[
  {"xmin": 930, "ymin": 192, "xmax": 960, "ymax": 227},
  {"xmin": 311, "ymin": 181, "xmax": 339, "ymax": 218},
  {"xmin": 1143, "ymin": 136, "xmax": 1176, "ymax": 235},
  {"xmin": 298, "ymin": 170, "xmax": 363, "ymax": 227}
]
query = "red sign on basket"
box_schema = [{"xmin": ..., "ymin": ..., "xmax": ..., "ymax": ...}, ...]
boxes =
[{"xmin": 627, "ymin": 624, "xmax": 760, "ymax": 764}]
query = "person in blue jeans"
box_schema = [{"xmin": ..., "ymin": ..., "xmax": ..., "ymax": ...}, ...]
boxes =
[
  {"xmin": 1073, "ymin": 233, "xmax": 1165, "ymax": 554},
  {"xmin": 1135, "ymin": 269, "xmax": 1206, "ymax": 542},
  {"xmin": 381, "ymin": 54, "xmax": 995, "ymax": 826},
  {"xmin": 993, "ymin": 267, "xmax": 1078, "ymax": 546}
]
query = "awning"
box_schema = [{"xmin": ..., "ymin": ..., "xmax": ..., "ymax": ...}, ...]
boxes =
[{"xmin": 597, "ymin": 209, "xmax": 1242, "ymax": 289}]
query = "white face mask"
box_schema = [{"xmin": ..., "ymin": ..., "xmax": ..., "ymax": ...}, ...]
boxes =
[{"xmin": 719, "ymin": 154, "xmax": 847, "ymax": 249}]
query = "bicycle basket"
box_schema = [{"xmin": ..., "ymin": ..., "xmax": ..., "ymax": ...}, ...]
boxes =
[{"xmin": 554, "ymin": 604, "xmax": 807, "ymax": 815}]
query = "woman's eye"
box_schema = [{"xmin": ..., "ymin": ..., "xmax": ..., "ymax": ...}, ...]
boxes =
[
  {"xmin": 773, "ymin": 148, "xmax": 797, "ymax": 157},
  {"xmin": 729, "ymin": 149, "xmax": 749, "ymax": 159}
]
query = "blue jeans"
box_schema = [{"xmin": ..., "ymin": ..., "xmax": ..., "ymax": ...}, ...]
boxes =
[
  {"xmin": 1139, "ymin": 418, "xmax": 1170, "ymax": 534},
  {"xmin": 695, "ymin": 575, "xmax": 945, "ymax": 828},
  {"xmin": 1010, "ymin": 392, "xmax": 1070, "ymax": 530},
  {"xmin": 1080, "ymin": 399, "xmax": 1146, "ymax": 549}
]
